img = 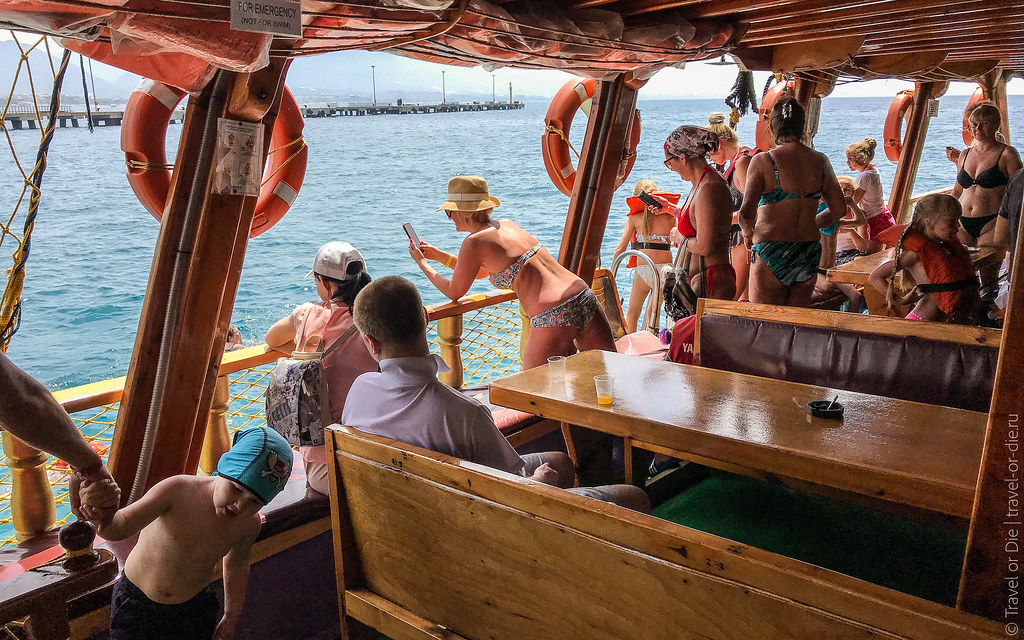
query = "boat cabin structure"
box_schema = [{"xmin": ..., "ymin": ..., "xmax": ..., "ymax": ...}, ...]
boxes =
[{"xmin": 1, "ymin": 1, "xmax": 1024, "ymax": 638}]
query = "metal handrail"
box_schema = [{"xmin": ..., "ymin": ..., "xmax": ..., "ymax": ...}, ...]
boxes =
[{"xmin": 610, "ymin": 250, "xmax": 664, "ymax": 333}]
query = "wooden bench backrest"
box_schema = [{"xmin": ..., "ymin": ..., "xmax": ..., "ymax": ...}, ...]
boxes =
[
  {"xmin": 326, "ymin": 426, "xmax": 1002, "ymax": 640},
  {"xmin": 694, "ymin": 300, "xmax": 1001, "ymax": 412},
  {"xmin": 591, "ymin": 267, "xmax": 627, "ymax": 339}
]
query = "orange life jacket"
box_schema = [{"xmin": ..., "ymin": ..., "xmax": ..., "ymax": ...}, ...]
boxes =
[{"xmin": 901, "ymin": 228, "xmax": 980, "ymax": 318}]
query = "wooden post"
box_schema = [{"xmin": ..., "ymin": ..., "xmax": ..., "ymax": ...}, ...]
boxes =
[
  {"xmin": 518, "ymin": 304, "xmax": 530, "ymax": 366},
  {"xmin": 958, "ymin": 194, "xmax": 1024, "ymax": 619},
  {"xmin": 886, "ymin": 81, "xmax": 946, "ymax": 225},
  {"xmin": 197, "ymin": 375, "xmax": 231, "ymax": 476},
  {"xmin": 557, "ymin": 74, "xmax": 641, "ymax": 285},
  {"xmin": 436, "ymin": 315, "xmax": 464, "ymax": 390},
  {"xmin": 1, "ymin": 432, "xmax": 54, "ymax": 540},
  {"xmin": 110, "ymin": 61, "xmax": 290, "ymax": 499}
]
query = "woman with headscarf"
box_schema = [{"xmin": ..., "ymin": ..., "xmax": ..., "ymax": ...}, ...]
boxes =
[
  {"xmin": 738, "ymin": 98, "xmax": 846, "ymax": 307},
  {"xmin": 663, "ymin": 125, "xmax": 737, "ymax": 301}
]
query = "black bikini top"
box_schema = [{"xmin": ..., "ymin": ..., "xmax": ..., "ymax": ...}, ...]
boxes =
[{"xmin": 957, "ymin": 147, "xmax": 1009, "ymax": 189}]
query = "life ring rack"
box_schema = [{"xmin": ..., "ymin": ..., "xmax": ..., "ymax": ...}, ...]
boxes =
[
  {"xmin": 542, "ymin": 77, "xmax": 641, "ymax": 197},
  {"xmin": 961, "ymin": 86, "xmax": 988, "ymax": 148},
  {"xmin": 122, "ymin": 79, "xmax": 307, "ymax": 238},
  {"xmin": 883, "ymin": 90, "xmax": 914, "ymax": 162},
  {"xmin": 754, "ymin": 79, "xmax": 795, "ymax": 152}
]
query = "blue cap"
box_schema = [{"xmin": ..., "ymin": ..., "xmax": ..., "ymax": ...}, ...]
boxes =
[{"xmin": 215, "ymin": 427, "xmax": 293, "ymax": 504}]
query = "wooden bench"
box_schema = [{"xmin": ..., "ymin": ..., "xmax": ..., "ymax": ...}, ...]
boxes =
[
  {"xmin": 694, "ymin": 299, "xmax": 1001, "ymax": 412},
  {"xmin": 325, "ymin": 426, "xmax": 1004, "ymax": 640}
]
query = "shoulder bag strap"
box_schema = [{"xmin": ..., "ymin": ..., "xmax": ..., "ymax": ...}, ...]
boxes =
[
  {"xmin": 294, "ymin": 307, "xmax": 325, "ymax": 353},
  {"xmin": 321, "ymin": 323, "xmax": 359, "ymax": 360}
]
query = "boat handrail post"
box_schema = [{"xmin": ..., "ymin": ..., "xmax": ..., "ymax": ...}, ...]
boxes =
[
  {"xmin": 197, "ymin": 375, "xmax": 231, "ymax": 475},
  {"xmin": 436, "ymin": 315, "xmax": 464, "ymax": 390},
  {"xmin": 1, "ymin": 431, "xmax": 55, "ymax": 540},
  {"xmin": 886, "ymin": 81, "xmax": 946, "ymax": 225},
  {"xmin": 611, "ymin": 250, "xmax": 662, "ymax": 333}
]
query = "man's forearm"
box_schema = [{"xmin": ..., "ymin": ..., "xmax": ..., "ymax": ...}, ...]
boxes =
[{"xmin": 0, "ymin": 353, "xmax": 99, "ymax": 468}]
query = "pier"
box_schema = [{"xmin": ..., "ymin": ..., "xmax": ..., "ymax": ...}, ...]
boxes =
[{"xmin": 2, "ymin": 100, "xmax": 523, "ymax": 129}]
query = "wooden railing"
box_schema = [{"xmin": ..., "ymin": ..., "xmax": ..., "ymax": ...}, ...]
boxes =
[{"xmin": 0, "ymin": 289, "xmax": 522, "ymax": 545}]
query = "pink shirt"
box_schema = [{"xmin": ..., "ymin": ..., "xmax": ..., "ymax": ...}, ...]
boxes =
[{"xmin": 291, "ymin": 300, "xmax": 378, "ymax": 462}]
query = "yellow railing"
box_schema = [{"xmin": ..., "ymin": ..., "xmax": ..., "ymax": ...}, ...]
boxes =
[{"xmin": 0, "ymin": 289, "xmax": 523, "ymax": 547}]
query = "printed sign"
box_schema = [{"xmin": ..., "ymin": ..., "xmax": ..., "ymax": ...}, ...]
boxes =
[
  {"xmin": 212, "ymin": 118, "xmax": 264, "ymax": 197},
  {"xmin": 230, "ymin": 0, "xmax": 301, "ymax": 37}
]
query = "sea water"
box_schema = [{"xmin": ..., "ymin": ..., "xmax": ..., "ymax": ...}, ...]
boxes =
[{"xmin": 2, "ymin": 95, "xmax": 1023, "ymax": 389}]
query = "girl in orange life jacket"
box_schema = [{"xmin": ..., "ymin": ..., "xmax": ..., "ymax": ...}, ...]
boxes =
[{"xmin": 868, "ymin": 194, "xmax": 981, "ymax": 324}]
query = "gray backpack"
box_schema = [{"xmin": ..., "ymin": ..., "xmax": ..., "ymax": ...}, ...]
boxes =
[{"xmin": 265, "ymin": 309, "xmax": 358, "ymax": 447}]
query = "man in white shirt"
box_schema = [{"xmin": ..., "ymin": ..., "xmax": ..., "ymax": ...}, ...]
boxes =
[{"xmin": 342, "ymin": 276, "xmax": 649, "ymax": 512}]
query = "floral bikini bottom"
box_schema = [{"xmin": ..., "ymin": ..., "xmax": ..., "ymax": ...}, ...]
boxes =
[{"xmin": 530, "ymin": 288, "xmax": 599, "ymax": 330}]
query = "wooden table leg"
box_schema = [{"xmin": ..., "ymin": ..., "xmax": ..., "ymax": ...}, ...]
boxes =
[{"xmin": 624, "ymin": 437, "xmax": 633, "ymax": 485}]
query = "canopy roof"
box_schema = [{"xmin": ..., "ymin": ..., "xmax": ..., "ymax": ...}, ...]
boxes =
[{"xmin": 0, "ymin": 0, "xmax": 1021, "ymax": 89}]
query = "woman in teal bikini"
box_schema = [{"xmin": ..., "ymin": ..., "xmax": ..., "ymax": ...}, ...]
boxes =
[
  {"xmin": 411, "ymin": 175, "xmax": 616, "ymax": 369},
  {"xmin": 738, "ymin": 98, "xmax": 847, "ymax": 307}
]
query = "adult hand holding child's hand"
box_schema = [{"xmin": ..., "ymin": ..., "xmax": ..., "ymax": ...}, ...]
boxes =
[{"xmin": 73, "ymin": 465, "xmax": 120, "ymax": 524}]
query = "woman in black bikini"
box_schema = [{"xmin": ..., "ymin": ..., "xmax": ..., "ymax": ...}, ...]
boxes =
[{"xmin": 951, "ymin": 102, "xmax": 1022, "ymax": 247}]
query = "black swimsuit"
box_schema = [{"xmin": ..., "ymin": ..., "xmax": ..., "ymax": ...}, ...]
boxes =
[{"xmin": 956, "ymin": 146, "xmax": 1008, "ymax": 240}]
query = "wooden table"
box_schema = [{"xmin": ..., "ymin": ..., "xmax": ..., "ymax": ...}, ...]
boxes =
[
  {"xmin": 0, "ymin": 542, "xmax": 117, "ymax": 639},
  {"xmin": 489, "ymin": 350, "xmax": 986, "ymax": 519},
  {"xmin": 827, "ymin": 245, "xmax": 1002, "ymax": 315}
]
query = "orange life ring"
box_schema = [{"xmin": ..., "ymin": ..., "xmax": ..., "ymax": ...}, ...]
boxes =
[
  {"xmin": 883, "ymin": 90, "xmax": 914, "ymax": 162},
  {"xmin": 962, "ymin": 86, "xmax": 988, "ymax": 148},
  {"xmin": 122, "ymin": 80, "xmax": 307, "ymax": 238},
  {"xmin": 754, "ymin": 79, "xmax": 795, "ymax": 152},
  {"xmin": 542, "ymin": 77, "xmax": 641, "ymax": 197}
]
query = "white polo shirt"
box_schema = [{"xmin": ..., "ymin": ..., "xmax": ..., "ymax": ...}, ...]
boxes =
[{"xmin": 340, "ymin": 355, "xmax": 525, "ymax": 475}]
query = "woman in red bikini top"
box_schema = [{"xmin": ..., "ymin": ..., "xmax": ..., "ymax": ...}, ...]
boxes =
[{"xmin": 663, "ymin": 125, "xmax": 736, "ymax": 301}]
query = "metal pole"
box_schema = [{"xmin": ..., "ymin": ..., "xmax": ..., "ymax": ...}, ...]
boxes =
[
  {"xmin": 371, "ymin": 65, "xmax": 376, "ymax": 106},
  {"xmin": 442, "ymin": 70, "xmax": 446, "ymax": 105},
  {"xmin": 508, "ymin": 82, "xmax": 512, "ymax": 104},
  {"xmin": 492, "ymin": 74, "xmax": 495, "ymax": 103}
]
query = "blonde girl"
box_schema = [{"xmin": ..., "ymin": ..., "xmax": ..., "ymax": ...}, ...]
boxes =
[
  {"xmin": 846, "ymin": 137, "xmax": 894, "ymax": 251},
  {"xmin": 707, "ymin": 112, "xmax": 758, "ymax": 300},
  {"xmin": 612, "ymin": 179, "xmax": 677, "ymax": 333},
  {"xmin": 868, "ymin": 194, "xmax": 981, "ymax": 324}
]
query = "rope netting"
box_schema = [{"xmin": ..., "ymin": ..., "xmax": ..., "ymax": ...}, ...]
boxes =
[
  {"xmin": 428, "ymin": 298, "xmax": 523, "ymax": 387},
  {"xmin": 0, "ymin": 33, "xmax": 71, "ymax": 353}
]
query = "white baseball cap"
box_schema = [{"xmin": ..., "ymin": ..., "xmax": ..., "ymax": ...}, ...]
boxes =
[{"xmin": 306, "ymin": 242, "xmax": 365, "ymax": 281}]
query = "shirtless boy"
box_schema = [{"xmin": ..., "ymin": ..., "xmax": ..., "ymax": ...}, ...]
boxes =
[{"xmin": 83, "ymin": 427, "xmax": 292, "ymax": 640}]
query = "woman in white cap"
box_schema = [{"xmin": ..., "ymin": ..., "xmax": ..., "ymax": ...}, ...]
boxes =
[
  {"xmin": 410, "ymin": 175, "xmax": 616, "ymax": 369},
  {"xmin": 265, "ymin": 242, "xmax": 378, "ymax": 494}
]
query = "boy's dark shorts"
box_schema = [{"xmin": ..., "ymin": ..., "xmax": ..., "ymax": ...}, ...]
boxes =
[{"xmin": 110, "ymin": 573, "xmax": 219, "ymax": 640}]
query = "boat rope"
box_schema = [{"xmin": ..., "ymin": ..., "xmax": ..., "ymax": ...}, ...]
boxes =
[
  {"xmin": 261, "ymin": 136, "xmax": 307, "ymax": 186},
  {"xmin": 125, "ymin": 159, "xmax": 175, "ymax": 171},
  {"xmin": 544, "ymin": 124, "xmax": 581, "ymax": 160},
  {"xmin": 0, "ymin": 43, "xmax": 71, "ymax": 353},
  {"xmin": 78, "ymin": 53, "xmax": 93, "ymax": 133}
]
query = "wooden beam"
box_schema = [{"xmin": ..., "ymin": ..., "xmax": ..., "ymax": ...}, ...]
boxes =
[
  {"xmin": 728, "ymin": 0, "xmax": 952, "ymax": 22},
  {"xmin": 620, "ymin": 0, "xmax": 710, "ymax": 18},
  {"xmin": 958, "ymin": 171, "xmax": 1024, "ymax": 620},
  {"xmin": 886, "ymin": 82, "xmax": 943, "ymax": 225},
  {"xmin": 745, "ymin": 0, "xmax": 1005, "ymax": 34},
  {"xmin": 108, "ymin": 81, "xmax": 217, "ymax": 498},
  {"xmin": 557, "ymin": 74, "xmax": 639, "ymax": 284},
  {"xmin": 851, "ymin": 52, "xmax": 949, "ymax": 76}
]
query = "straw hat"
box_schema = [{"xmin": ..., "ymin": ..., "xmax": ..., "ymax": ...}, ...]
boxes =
[{"xmin": 436, "ymin": 176, "xmax": 502, "ymax": 212}]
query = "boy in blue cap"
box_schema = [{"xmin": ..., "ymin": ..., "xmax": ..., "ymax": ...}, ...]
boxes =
[{"xmin": 83, "ymin": 427, "xmax": 292, "ymax": 640}]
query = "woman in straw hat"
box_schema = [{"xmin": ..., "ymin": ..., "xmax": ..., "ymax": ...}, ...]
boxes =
[{"xmin": 410, "ymin": 175, "xmax": 616, "ymax": 369}]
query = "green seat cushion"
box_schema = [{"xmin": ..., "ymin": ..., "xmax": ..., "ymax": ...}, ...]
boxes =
[{"xmin": 653, "ymin": 473, "xmax": 966, "ymax": 605}]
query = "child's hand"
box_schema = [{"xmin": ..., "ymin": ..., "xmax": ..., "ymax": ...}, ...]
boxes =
[
  {"xmin": 213, "ymin": 613, "xmax": 239, "ymax": 640},
  {"xmin": 899, "ymin": 285, "xmax": 923, "ymax": 306},
  {"xmin": 79, "ymin": 478, "xmax": 120, "ymax": 524}
]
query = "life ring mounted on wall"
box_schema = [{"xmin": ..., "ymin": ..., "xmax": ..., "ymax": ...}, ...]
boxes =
[
  {"xmin": 754, "ymin": 79, "xmax": 795, "ymax": 152},
  {"xmin": 122, "ymin": 79, "xmax": 307, "ymax": 238},
  {"xmin": 542, "ymin": 77, "xmax": 641, "ymax": 197},
  {"xmin": 883, "ymin": 90, "xmax": 914, "ymax": 163}
]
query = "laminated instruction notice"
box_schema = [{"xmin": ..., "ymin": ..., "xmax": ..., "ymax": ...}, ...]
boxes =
[
  {"xmin": 213, "ymin": 118, "xmax": 264, "ymax": 197},
  {"xmin": 230, "ymin": 0, "xmax": 301, "ymax": 37}
]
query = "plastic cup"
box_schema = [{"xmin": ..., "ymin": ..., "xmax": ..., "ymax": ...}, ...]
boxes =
[
  {"xmin": 594, "ymin": 374, "xmax": 614, "ymax": 406},
  {"xmin": 547, "ymin": 355, "xmax": 566, "ymax": 381}
]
